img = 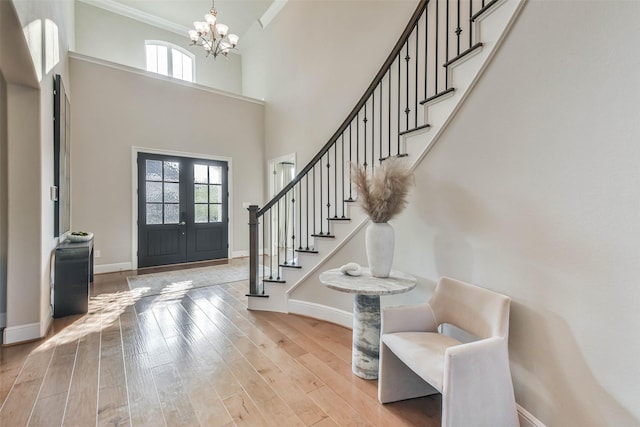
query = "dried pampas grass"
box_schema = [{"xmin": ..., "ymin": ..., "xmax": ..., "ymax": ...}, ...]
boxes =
[{"xmin": 352, "ymin": 158, "xmax": 414, "ymax": 223}]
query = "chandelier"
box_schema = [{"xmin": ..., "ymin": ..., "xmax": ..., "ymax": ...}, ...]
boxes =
[{"xmin": 188, "ymin": 0, "xmax": 239, "ymax": 58}]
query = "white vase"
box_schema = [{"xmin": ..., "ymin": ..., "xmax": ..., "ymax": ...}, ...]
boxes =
[{"xmin": 365, "ymin": 222, "xmax": 394, "ymax": 278}]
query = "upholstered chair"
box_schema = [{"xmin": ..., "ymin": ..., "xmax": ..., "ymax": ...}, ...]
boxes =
[{"xmin": 378, "ymin": 277, "xmax": 519, "ymax": 427}]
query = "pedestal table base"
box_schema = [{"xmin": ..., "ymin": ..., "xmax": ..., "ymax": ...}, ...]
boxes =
[{"xmin": 352, "ymin": 294, "xmax": 381, "ymax": 379}]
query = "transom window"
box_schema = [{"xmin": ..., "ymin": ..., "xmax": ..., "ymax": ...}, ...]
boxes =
[{"xmin": 145, "ymin": 40, "xmax": 194, "ymax": 82}]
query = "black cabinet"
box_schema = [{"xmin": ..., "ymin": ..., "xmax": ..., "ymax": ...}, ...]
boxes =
[{"xmin": 53, "ymin": 239, "xmax": 94, "ymax": 318}]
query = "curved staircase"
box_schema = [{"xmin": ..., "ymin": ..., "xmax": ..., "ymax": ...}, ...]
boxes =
[{"xmin": 247, "ymin": 0, "xmax": 527, "ymax": 324}]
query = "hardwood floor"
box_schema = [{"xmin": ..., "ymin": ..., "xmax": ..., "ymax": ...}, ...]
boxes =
[{"xmin": 0, "ymin": 261, "xmax": 441, "ymax": 426}]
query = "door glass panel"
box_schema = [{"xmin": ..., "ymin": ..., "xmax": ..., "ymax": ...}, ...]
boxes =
[
  {"xmin": 164, "ymin": 182, "xmax": 179, "ymax": 203},
  {"xmin": 164, "ymin": 161, "xmax": 180, "ymax": 182},
  {"xmin": 194, "ymin": 184, "xmax": 208, "ymax": 203},
  {"xmin": 146, "ymin": 203, "xmax": 162, "ymax": 224},
  {"xmin": 194, "ymin": 204, "xmax": 208, "ymax": 223},
  {"xmin": 146, "ymin": 160, "xmax": 162, "ymax": 181},
  {"xmin": 209, "ymin": 166, "xmax": 222, "ymax": 184},
  {"xmin": 209, "ymin": 204, "xmax": 221, "ymax": 222},
  {"xmin": 209, "ymin": 185, "xmax": 221, "ymax": 203},
  {"xmin": 194, "ymin": 164, "xmax": 208, "ymax": 184},
  {"xmin": 146, "ymin": 182, "xmax": 162, "ymax": 202},
  {"xmin": 145, "ymin": 158, "xmax": 182, "ymax": 225},
  {"xmin": 164, "ymin": 204, "xmax": 179, "ymax": 223}
]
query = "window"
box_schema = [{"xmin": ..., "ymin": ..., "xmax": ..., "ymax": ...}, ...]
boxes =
[
  {"xmin": 193, "ymin": 164, "xmax": 224, "ymax": 223},
  {"xmin": 145, "ymin": 41, "xmax": 194, "ymax": 82},
  {"xmin": 145, "ymin": 159, "xmax": 180, "ymax": 225}
]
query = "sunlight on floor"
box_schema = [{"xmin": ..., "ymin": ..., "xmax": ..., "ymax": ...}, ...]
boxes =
[{"xmin": 35, "ymin": 287, "xmax": 149, "ymax": 351}]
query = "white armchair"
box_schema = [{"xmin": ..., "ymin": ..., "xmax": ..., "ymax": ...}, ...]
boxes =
[{"xmin": 378, "ymin": 277, "xmax": 519, "ymax": 427}]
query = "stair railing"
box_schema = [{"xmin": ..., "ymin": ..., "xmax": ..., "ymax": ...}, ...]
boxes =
[{"xmin": 248, "ymin": 0, "xmax": 499, "ymax": 298}]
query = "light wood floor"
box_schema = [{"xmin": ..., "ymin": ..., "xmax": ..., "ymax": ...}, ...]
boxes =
[{"xmin": 0, "ymin": 261, "xmax": 441, "ymax": 426}]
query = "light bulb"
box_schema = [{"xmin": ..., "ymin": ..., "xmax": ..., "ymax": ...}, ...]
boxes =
[
  {"xmin": 227, "ymin": 34, "xmax": 239, "ymax": 47},
  {"xmin": 215, "ymin": 23, "xmax": 228, "ymax": 37},
  {"xmin": 205, "ymin": 13, "xmax": 216, "ymax": 25}
]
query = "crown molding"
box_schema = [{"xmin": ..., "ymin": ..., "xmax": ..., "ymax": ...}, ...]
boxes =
[{"xmin": 78, "ymin": 0, "xmax": 191, "ymax": 37}]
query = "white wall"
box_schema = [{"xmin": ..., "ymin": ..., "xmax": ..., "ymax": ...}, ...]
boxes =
[
  {"xmin": 292, "ymin": 0, "xmax": 640, "ymax": 425},
  {"xmin": 69, "ymin": 56, "xmax": 264, "ymax": 269},
  {"xmin": 74, "ymin": 1, "xmax": 242, "ymax": 95},
  {"xmin": 0, "ymin": 69, "xmax": 6, "ymax": 330},
  {"xmin": 0, "ymin": 0, "xmax": 74, "ymax": 343},
  {"xmin": 241, "ymin": 0, "xmax": 419, "ymax": 167}
]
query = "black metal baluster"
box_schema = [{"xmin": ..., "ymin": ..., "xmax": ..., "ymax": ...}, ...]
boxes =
[
  {"xmin": 397, "ymin": 52, "xmax": 401, "ymax": 154},
  {"xmin": 334, "ymin": 142, "xmax": 338, "ymax": 217},
  {"xmin": 415, "ymin": 23, "xmax": 419, "ymax": 127},
  {"xmin": 326, "ymin": 153, "xmax": 331, "ymax": 235},
  {"xmin": 276, "ymin": 200, "xmax": 281, "ymax": 278},
  {"xmin": 456, "ymin": 0, "xmax": 462, "ymax": 55},
  {"xmin": 363, "ymin": 103, "xmax": 368, "ymax": 170},
  {"xmin": 405, "ymin": 43, "xmax": 410, "ymax": 131},
  {"xmin": 341, "ymin": 134, "xmax": 346, "ymax": 217},
  {"xmin": 348, "ymin": 124, "xmax": 353, "ymax": 201},
  {"xmin": 425, "ymin": 7, "xmax": 429, "ymax": 100},
  {"xmin": 299, "ymin": 181, "xmax": 303, "ymax": 250},
  {"xmin": 356, "ymin": 113, "xmax": 360, "ymax": 166},
  {"xmin": 446, "ymin": 0, "xmax": 450, "ymax": 89},
  {"xmin": 306, "ymin": 173, "xmax": 310, "ymax": 250},
  {"xmin": 320, "ymin": 156, "xmax": 325, "ymax": 235},
  {"xmin": 379, "ymin": 80, "xmax": 383, "ymax": 164},
  {"xmin": 312, "ymin": 165, "xmax": 316, "ymax": 236},
  {"xmin": 291, "ymin": 188, "xmax": 296, "ymax": 264},
  {"xmin": 470, "ymin": 0, "xmax": 474, "ymax": 49},
  {"xmin": 283, "ymin": 191, "xmax": 288, "ymax": 265},
  {"xmin": 388, "ymin": 70, "xmax": 392, "ymax": 158},
  {"xmin": 371, "ymin": 93, "xmax": 375, "ymax": 173},
  {"xmin": 268, "ymin": 209, "xmax": 273, "ymax": 279},
  {"xmin": 435, "ymin": 0, "xmax": 439, "ymax": 93}
]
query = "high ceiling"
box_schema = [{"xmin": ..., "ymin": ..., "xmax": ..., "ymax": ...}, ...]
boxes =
[{"xmin": 108, "ymin": 0, "xmax": 274, "ymax": 39}]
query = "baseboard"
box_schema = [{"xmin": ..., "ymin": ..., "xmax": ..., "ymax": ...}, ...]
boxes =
[
  {"xmin": 95, "ymin": 262, "xmax": 133, "ymax": 274},
  {"xmin": 3, "ymin": 322, "xmax": 41, "ymax": 345},
  {"xmin": 232, "ymin": 250, "xmax": 249, "ymax": 258},
  {"xmin": 517, "ymin": 403, "xmax": 546, "ymax": 427},
  {"xmin": 288, "ymin": 299, "xmax": 352, "ymax": 329}
]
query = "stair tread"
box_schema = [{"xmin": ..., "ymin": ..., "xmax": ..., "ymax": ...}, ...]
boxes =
[
  {"xmin": 246, "ymin": 293, "xmax": 269, "ymax": 298},
  {"xmin": 328, "ymin": 217, "xmax": 351, "ymax": 221},
  {"xmin": 296, "ymin": 249, "xmax": 319, "ymax": 254},
  {"xmin": 399, "ymin": 123, "xmax": 431, "ymax": 137},
  {"xmin": 311, "ymin": 233, "xmax": 335, "ymax": 238},
  {"xmin": 263, "ymin": 278, "xmax": 286, "ymax": 284},
  {"xmin": 420, "ymin": 87, "xmax": 455, "ymax": 105},
  {"xmin": 280, "ymin": 263, "xmax": 302, "ymax": 269},
  {"xmin": 443, "ymin": 42, "xmax": 483, "ymax": 67}
]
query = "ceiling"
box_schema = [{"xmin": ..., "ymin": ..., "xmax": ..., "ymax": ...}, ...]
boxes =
[{"xmin": 106, "ymin": 0, "xmax": 274, "ymax": 40}]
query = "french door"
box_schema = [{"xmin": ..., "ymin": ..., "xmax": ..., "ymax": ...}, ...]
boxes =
[{"xmin": 137, "ymin": 152, "xmax": 228, "ymax": 268}]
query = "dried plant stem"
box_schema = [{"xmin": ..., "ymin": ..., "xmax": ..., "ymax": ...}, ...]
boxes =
[{"xmin": 352, "ymin": 158, "xmax": 413, "ymax": 223}]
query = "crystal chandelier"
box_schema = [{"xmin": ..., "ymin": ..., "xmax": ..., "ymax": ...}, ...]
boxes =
[{"xmin": 188, "ymin": 0, "xmax": 239, "ymax": 58}]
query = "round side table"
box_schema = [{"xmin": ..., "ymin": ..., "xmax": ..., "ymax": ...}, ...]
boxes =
[{"xmin": 319, "ymin": 267, "xmax": 416, "ymax": 379}]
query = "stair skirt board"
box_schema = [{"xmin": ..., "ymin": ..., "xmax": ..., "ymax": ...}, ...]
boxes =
[
  {"xmin": 288, "ymin": 299, "xmax": 353, "ymax": 329},
  {"xmin": 252, "ymin": 0, "xmax": 527, "ymax": 315}
]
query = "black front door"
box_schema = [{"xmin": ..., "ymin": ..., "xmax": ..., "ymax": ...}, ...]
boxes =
[{"xmin": 137, "ymin": 153, "xmax": 228, "ymax": 268}]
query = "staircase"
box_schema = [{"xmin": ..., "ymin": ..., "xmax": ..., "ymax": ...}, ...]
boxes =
[{"xmin": 247, "ymin": 0, "xmax": 526, "ymax": 320}]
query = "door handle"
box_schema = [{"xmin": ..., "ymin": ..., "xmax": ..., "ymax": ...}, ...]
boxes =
[{"xmin": 179, "ymin": 221, "xmax": 186, "ymax": 226}]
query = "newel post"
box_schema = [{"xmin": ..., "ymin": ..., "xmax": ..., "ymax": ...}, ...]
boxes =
[{"xmin": 247, "ymin": 205, "xmax": 264, "ymax": 297}]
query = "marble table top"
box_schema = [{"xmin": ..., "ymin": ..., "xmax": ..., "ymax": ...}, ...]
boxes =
[{"xmin": 319, "ymin": 268, "xmax": 417, "ymax": 296}]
